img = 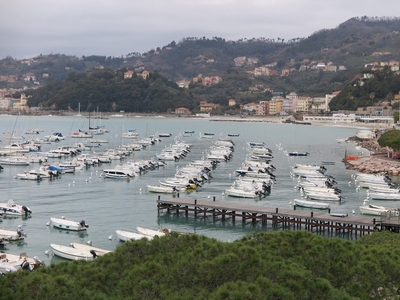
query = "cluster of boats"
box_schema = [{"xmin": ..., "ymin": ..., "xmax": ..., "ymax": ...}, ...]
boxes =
[
  {"xmin": 225, "ymin": 142, "xmax": 275, "ymax": 199},
  {"xmin": 148, "ymin": 139, "xmax": 223, "ymax": 193},
  {"xmin": 293, "ymin": 164, "xmax": 342, "ymax": 207},
  {"xmin": 352, "ymin": 173, "xmax": 400, "ymax": 215}
]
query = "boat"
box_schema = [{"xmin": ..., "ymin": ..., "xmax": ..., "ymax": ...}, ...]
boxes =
[
  {"xmin": 367, "ymin": 191, "xmax": 400, "ymax": 200},
  {"xmin": 201, "ymin": 132, "xmax": 214, "ymax": 139},
  {"xmin": 137, "ymin": 226, "xmax": 166, "ymax": 238},
  {"xmin": 227, "ymin": 133, "xmax": 240, "ymax": 137},
  {"xmin": 289, "ymin": 151, "xmax": 310, "ymax": 156},
  {"xmin": 146, "ymin": 184, "xmax": 177, "ymax": 194},
  {"xmin": 0, "ymin": 199, "xmax": 32, "ymax": 215},
  {"xmin": 15, "ymin": 172, "xmax": 42, "ymax": 181},
  {"xmin": 0, "ymin": 227, "xmax": 27, "ymax": 241},
  {"xmin": 70, "ymin": 131, "xmax": 93, "ymax": 138},
  {"xmin": 70, "ymin": 242, "xmax": 112, "ymax": 256},
  {"xmin": 158, "ymin": 133, "xmax": 172, "ymax": 137},
  {"xmin": 115, "ymin": 230, "xmax": 152, "ymax": 242},
  {"xmin": 50, "ymin": 244, "xmax": 98, "ymax": 261},
  {"xmin": 293, "ymin": 198, "xmax": 330, "ymax": 209},
  {"xmin": 359, "ymin": 203, "xmax": 392, "ymax": 216},
  {"xmin": 0, "ymin": 252, "xmax": 44, "ymax": 273},
  {"xmin": 0, "ymin": 157, "xmax": 30, "ymax": 166},
  {"xmin": 321, "ymin": 161, "xmax": 335, "ymax": 165},
  {"xmin": 184, "ymin": 130, "xmax": 195, "ymax": 134},
  {"xmin": 45, "ymin": 132, "xmax": 65, "ymax": 142},
  {"xmin": 121, "ymin": 130, "xmax": 139, "ymax": 139},
  {"xmin": 102, "ymin": 166, "xmax": 136, "ymax": 179},
  {"xmin": 50, "ymin": 217, "xmax": 89, "ymax": 231}
]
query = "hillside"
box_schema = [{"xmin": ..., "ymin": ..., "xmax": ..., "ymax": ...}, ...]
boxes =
[
  {"xmin": 2, "ymin": 17, "xmax": 400, "ymax": 110},
  {"xmin": 1, "ymin": 231, "xmax": 400, "ymax": 299}
]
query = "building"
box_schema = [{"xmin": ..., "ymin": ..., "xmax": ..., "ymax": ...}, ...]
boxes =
[
  {"xmin": 296, "ymin": 97, "xmax": 311, "ymax": 112},
  {"xmin": 228, "ymin": 98, "xmax": 236, "ymax": 106},
  {"xmin": 12, "ymin": 93, "xmax": 29, "ymax": 112},
  {"xmin": 268, "ymin": 98, "xmax": 283, "ymax": 115},
  {"xmin": 242, "ymin": 102, "xmax": 259, "ymax": 114},
  {"xmin": 175, "ymin": 107, "xmax": 191, "ymax": 115},
  {"xmin": 124, "ymin": 70, "xmax": 134, "ymax": 79},
  {"xmin": 199, "ymin": 101, "xmax": 218, "ymax": 112}
]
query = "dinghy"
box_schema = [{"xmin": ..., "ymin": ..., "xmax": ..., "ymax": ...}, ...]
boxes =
[{"xmin": 50, "ymin": 217, "xmax": 89, "ymax": 231}]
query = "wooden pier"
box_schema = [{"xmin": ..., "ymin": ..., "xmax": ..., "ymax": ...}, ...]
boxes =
[{"xmin": 157, "ymin": 196, "xmax": 400, "ymax": 237}]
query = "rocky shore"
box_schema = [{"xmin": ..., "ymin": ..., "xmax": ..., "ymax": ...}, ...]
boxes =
[{"xmin": 345, "ymin": 135, "xmax": 400, "ymax": 175}]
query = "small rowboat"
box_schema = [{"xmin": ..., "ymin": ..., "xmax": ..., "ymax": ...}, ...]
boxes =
[
  {"xmin": 115, "ymin": 230, "xmax": 152, "ymax": 242},
  {"xmin": 70, "ymin": 243, "xmax": 111, "ymax": 256},
  {"xmin": 50, "ymin": 217, "xmax": 89, "ymax": 231},
  {"xmin": 50, "ymin": 244, "xmax": 97, "ymax": 261},
  {"xmin": 293, "ymin": 198, "xmax": 330, "ymax": 209},
  {"xmin": 146, "ymin": 184, "xmax": 177, "ymax": 194},
  {"xmin": 137, "ymin": 227, "xmax": 166, "ymax": 238}
]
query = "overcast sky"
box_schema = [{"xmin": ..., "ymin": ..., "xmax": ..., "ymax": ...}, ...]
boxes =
[{"xmin": 0, "ymin": 0, "xmax": 397, "ymax": 59}]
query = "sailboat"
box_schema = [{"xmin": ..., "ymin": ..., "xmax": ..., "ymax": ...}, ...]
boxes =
[{"xmin": 75, "ymin": 103, "xmax": 82, "ymax": 117}]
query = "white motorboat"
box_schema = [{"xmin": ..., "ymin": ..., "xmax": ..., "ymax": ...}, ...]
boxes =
[
  {"xmin": 15, "ymin": 172, "xmax": 42, "ymax": 181},
  {"xmin": 50, "ymin": 244, "xmax": 97, "ymax": 261},
  {"xmin": 1, "ymin": 142, "xmax": 30, "ymax": 153},
  {"xmin": 367, "ymin": 191, "xmax": 400, "ymax": 201},
  {"xmin": 293, "ymin": 198, "xmax": 330, "ymax": 209},
  {"xmin": 45, "ymin": 132, "xmax": 65, "ymax": 142},
  {"xmin": 0, "ymin": 227, "xmax": 27, "ymax": 241},
  {"xmin": 201, "ymin": 132, "xmax": 214, "ymax": 139},
  {"xmin": 0, "ymin": 157, "xmax": 30, "ymax": 166},
  {"xmin": 70, "ymin": 131, "xmax": 93, "ymax": 138},
  {"xmin": 50, "ymin": 217, "xmax": 89, "ymax": 231},
  {"xmin": 0, "ymin": 199, "xmax": 32, "ymax": 215},
  {"xmin": 137, "ymin": 227, "xmax": 166, "ymax": 238},
  {"xmin": 359, "ymin": 203, "xmax": 391, "ymax": 216},
  {"xmin": 146, "ymin": 185, "xmax": 177, "ymax": 194},
  {"xmin": 121, "ymin": 130, "xmax": 139, "ymax": 139},
  {"xmin": 305, "ymin": 191, "xmax": 341, "ymax": 201},
  {"xmin": 102, "ymin": 166, "xmax": 136, "ymax": 179},
  {"xmin": 70, "ymin": 242, "xmax": 112, "ymax": 256},
  {"xmin": 224, "ymin": 187, "xmax": 262, "ymax": 198},
  {"xmin": 0, "ymin": 253, "xmax": 43, "ymax": 273},
  {"xmin": 115, "ymin": 230, "xmax": 152, "ymax": 242}
]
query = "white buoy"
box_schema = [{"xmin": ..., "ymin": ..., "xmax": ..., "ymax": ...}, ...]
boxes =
[
  {"xmin": 108, "ymin": 235, "xmax": 112, "ymax": 240},
  {"xmin": 69, "ymin": 242, "xmax": 73, "ymax": 246},
  {"xmin": 45, "ymin": 250, "xmax": 50, "ymax": 255},
  {"xmin": 61, "ymin": 216, "xmax": 65, "ymax": 219},
  {"xmin": 87, "ymin": 240, "xmax": 92, "ymax": 245},
  {"xmin": 46, "ymin": 221, "xmax": 50, "ymax": 226}
]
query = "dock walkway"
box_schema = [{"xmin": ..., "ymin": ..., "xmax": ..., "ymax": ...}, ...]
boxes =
[{"xmin": 157, "ymin": 197, "xmax": 400, "ymax": 238}]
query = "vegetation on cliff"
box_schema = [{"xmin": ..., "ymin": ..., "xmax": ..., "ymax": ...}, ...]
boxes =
[
  {"xmin": 1, "ymin": 230, "xmax": 400, "ymax": 299},
  {"xmin": 378, "ymin": 129, "xmax": 400, "ymax": 150},
  {"xmin": 26, "ymin": 69, "xmax": 195, "ymax": 113}
]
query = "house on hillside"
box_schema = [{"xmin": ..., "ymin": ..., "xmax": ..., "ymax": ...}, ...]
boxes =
[
  {"xmin": 124, "ymin": 70, "xmax": 134, "ymax": 79},
  {"xmin": 175, "ymin": 107, "xmax": 191, "ymax": 115},
  {"xmin": 199, "ymin": 101, "xmax": 218, "ymax": 112}
]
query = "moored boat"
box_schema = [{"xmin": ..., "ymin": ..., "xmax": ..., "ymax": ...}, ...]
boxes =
[
  {"xmin": 70, "ymin": 242, "xmax": 112, "ymax": 256},
  {"xmin": 137, "ymin": 226, "xmax": 166, "ymax": 238},
  {"xmin": 146, "ymin": 184, "xmax": 177, "ymax": 194},
  {"xmin": 115, "ymin": 230, "xmax": 152, "ymax": 242},
  {"xmin": 49, "ymin": 217, "xmax": 89, "ymax": 231},
  {"xmin": 0, "ymin": 199, "xmax": 32, "ymax": 215},
  {"xmin": 293, "ymin": 198, "xmax": 330, "ymax": 209},
  {"xmin": 50, "ymin": 244, "xmax": 97, "ymax": 261}
]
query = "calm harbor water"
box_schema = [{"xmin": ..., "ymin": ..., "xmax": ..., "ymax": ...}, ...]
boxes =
[{"xmin": 0, "ymin": 115, "xmax": 381, "ymax": 264}]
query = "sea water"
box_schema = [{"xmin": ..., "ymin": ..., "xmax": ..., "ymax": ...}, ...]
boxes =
[{"xmin": 0, "ymin": 115, "xmax": 379, "ymax": 264}]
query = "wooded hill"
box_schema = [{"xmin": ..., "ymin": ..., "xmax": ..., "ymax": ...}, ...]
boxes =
[
  {"xmin": 4, "ymin": 17, "xmax": 400, "ymax": 111},
  {"xmin": 1, "ymin": 230, "xmax": 400, "ymax": 299},
  {"xmin": 26, "ymin": 69, "xmax": 195, "ymax": 113}
]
